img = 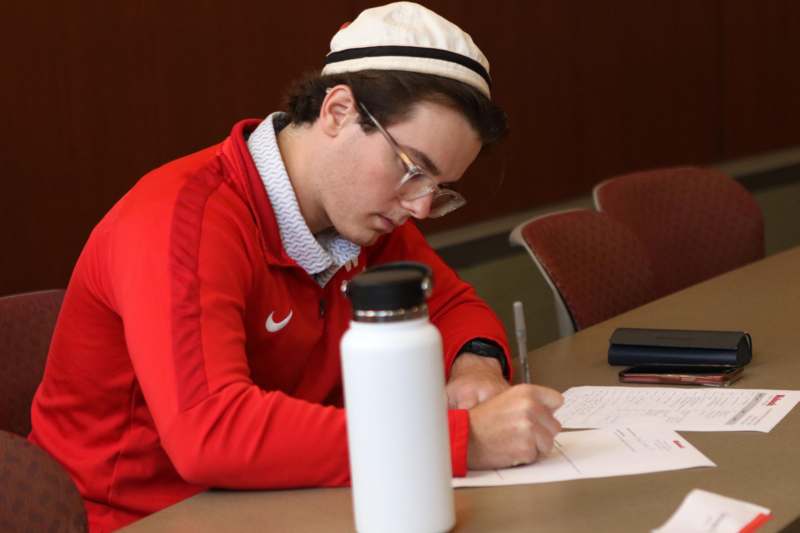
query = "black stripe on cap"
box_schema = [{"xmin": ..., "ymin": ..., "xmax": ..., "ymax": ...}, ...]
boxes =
[{"xmin": 324, "ymin": 45, "xmax": 491, "ymax": 88}]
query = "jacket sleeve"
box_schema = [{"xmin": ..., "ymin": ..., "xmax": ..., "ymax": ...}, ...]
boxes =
[
  {"xmin": 112, "ymin": 170, "xmax": 350, "ymax": 489},
  {"xmin": 366, "ymin": 221, "xmax": 512, "ymax": 476}
]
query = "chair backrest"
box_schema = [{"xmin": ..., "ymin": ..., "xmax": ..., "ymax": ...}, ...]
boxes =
[
  {"xmin": 593, "ymin": 166, "xmax": 765, "ymax": 298},
  {"xmin": 0, "ymin": 429, "xmax": 87, "ymax": 532},
  {"xmin": 510, "ymin": 209, "xmax": 658, "ymax": 335},
  {"xmin": 0, "ymin": 289, "xmax": 65, "ymax": 435}
]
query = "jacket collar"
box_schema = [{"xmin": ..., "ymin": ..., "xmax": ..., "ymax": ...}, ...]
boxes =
[{"xmin": 218, "ymin": 119, "xmax": 297, "ymax": 267}]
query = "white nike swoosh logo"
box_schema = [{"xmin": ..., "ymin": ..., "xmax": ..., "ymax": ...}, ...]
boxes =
[{"xmin": 265, "ymin": 310, "xmax": 293, "ymax": 333}]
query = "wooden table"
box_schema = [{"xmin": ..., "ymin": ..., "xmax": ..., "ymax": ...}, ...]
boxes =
[{"xmin": 121, "ymin": 247, "xmax": 800, "ymax": 532}]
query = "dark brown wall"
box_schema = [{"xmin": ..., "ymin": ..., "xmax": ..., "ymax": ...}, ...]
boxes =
[{"xmin": 2, "ymin": 1, "xmax": 799, "ymax": 295}]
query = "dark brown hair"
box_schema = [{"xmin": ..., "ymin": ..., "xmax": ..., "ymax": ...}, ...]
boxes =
[{"xmin": 283, "ymin": 70, "xmax": 508, "ymax": 145}]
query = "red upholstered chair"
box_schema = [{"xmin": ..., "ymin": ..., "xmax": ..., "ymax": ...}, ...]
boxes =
[
  {"xmin": 0, "ymin": 289, "xmax": 65, "ymax": 436},
  {"xmin": 0, "ymin": 429, "xmax": 87, "ymax": 532},
  {"xmin": 593, "ymin": 166, "xmax": 765, "ymax": 298},
  {"xmin": 510, "ymin": 209, "xmax": 658, "ymax": 336}
]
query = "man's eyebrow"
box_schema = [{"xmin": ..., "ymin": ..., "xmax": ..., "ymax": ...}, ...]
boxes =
[{"xmin": 405, "ymin": 146, "xmax": 441, "ymax": 176}]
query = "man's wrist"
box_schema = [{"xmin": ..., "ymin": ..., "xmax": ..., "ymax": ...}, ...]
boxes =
[{"xmin": 456, "ymin": 338, "xmax": 509, "ymax": 379}]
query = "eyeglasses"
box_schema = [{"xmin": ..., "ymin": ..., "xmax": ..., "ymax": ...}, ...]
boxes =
[{"xmin": 358, "ymin": 103, "xmax": 467, "ymax": 218}]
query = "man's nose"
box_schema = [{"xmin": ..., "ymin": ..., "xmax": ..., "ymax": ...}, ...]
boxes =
[{"xmin": 400, "ymin": 193, "xmax": 434, "ymax": 219}]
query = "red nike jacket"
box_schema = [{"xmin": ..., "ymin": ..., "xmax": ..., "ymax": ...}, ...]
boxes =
[{"xmin": 29, "ymin": 119, "xmax": 510, "ymax": 532}]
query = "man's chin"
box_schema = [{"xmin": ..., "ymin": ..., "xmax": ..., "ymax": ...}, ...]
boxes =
[
  {"xmin": 336, "ymin": 218, "xmax": 396, "ymax": 246},
  {"xmin": 358, "ymin": 232, "xmax": 381, "ymax": 247},
  {"xmin": 348, "ymin": 228, "xmax": 389, "ymax": 247}
]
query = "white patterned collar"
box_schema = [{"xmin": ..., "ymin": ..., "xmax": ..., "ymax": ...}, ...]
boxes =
[{"xmin": 246, "ymin": 113, "xmax": 361, "ymax": 286}]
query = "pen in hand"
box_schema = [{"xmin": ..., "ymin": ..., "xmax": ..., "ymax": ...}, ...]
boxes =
[{"xmin": 513, "ymin": 301, "xmax": 531, "ymax": 384}]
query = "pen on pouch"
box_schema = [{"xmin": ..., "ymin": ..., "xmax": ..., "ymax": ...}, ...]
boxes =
[{"xmin": 513, "ymin": 301, "xmax": 531, "ymax": 384}]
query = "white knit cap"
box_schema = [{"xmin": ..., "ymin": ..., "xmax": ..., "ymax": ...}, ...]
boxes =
[{"xmin": 321, "ymin": 2, "xmax": 491, "ymax": 99}]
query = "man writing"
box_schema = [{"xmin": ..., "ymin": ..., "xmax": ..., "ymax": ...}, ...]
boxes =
[{"xmin": 30, "ymin": 3, "xmax": 563, "ymax": 531}]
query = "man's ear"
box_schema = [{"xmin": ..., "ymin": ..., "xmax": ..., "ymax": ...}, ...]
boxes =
[{"xmin": 319, "ymin": 85, "xmax": 358, "ymax": 137}]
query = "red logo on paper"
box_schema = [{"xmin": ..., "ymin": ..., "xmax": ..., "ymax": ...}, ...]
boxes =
[
  {"xmin": 673, "ymin": 440, "xmax": 684, "ymax": 449},
  {"xmin": 767, "ymin": 394, "xmax": 785, "ymax": 406}
]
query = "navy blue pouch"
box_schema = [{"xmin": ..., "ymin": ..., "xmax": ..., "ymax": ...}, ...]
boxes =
[{"xmin": 608, "ymin": 328, "xmax": 752, "ymax": 367}]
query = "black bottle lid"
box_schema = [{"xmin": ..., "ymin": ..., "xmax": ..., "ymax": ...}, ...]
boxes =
[{"xmin": 343, "ymin": 262, "xmax": 433, "ymax": 312}]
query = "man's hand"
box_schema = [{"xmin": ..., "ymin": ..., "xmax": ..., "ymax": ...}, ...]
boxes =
[
  {"xmin": 446, "ymin": 352, "xmax": 510, "ymax": 410},
  {"xmin": 467, "ymin": 384, "xmax": 563, "ymax": 470}
]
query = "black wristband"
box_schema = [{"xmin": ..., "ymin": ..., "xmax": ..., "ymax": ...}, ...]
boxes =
[{"xmin": 456, "ymin": 338, "xmax": 509, "ymax": 379}]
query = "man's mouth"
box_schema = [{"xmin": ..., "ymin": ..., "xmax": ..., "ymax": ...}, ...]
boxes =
[{"xmin": 377, "ymin": 215, "xmax": 396, "ymax": 232}]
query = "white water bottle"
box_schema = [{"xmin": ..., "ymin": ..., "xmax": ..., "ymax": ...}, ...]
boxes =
[{"xmin": 340, "ymin": 262, "xmax": 454, "ymax": 533}]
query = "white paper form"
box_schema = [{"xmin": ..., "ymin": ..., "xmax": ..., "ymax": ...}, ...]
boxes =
[
  {"xmin": 653, "ymin": 489, "xmax": 772, "ymax": 533},
  {"xmin": 452, "ymin": 427, "xmax": 714, "ymax": 488},
  {"xmin": 556, "ymin": 387, "xmax": 800, "ymax": 432}
]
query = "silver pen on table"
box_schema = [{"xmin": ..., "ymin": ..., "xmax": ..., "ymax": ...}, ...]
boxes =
[{"xmin": 513, "ymin": 301, "xmax": 531, "ymax": 384}]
